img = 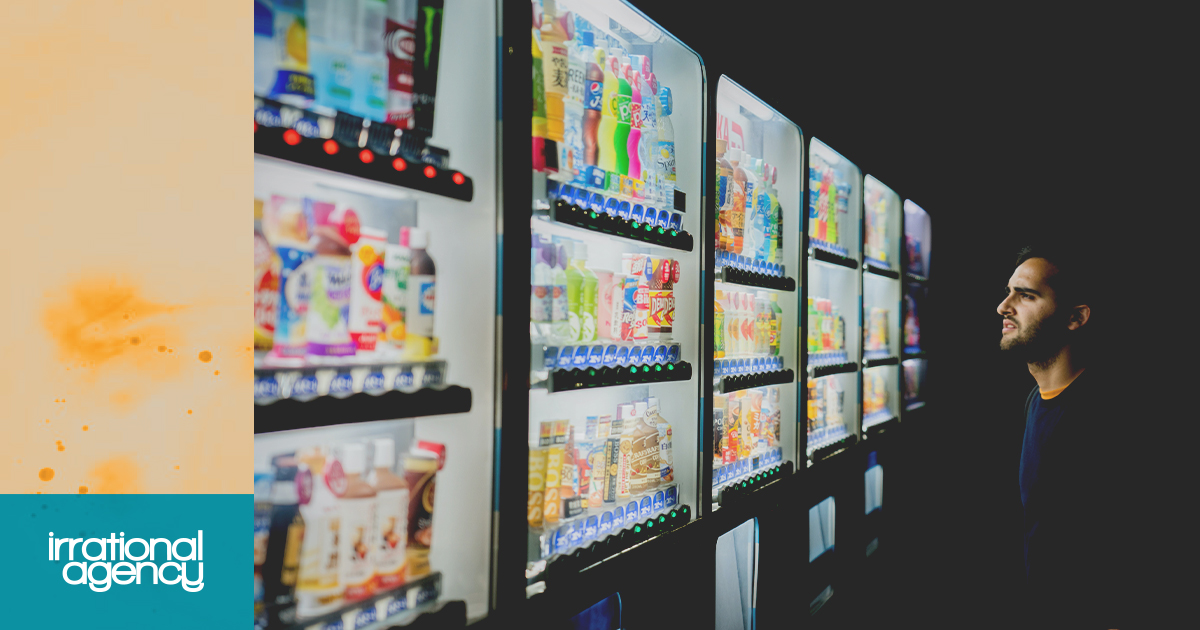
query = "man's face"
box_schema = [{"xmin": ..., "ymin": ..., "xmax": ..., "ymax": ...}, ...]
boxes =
[{"xmin": 996, "ymin": 258, "xmax": 1070, "ymax": 361}]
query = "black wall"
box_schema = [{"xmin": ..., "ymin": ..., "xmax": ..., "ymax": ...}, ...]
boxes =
[{"xmin": 621, "ymin": 1, "xmax": 1188, "ymax": 626}]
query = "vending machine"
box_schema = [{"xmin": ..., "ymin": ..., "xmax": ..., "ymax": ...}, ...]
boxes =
[
  {"xmin": 802, "ymin": 138, "xmax": 863, "ymax": 619},
  {"xmin": 901, "ymin": 200, "xmax": 931, "ymax": 416},
  {"xmin": 520, "ymin": 0, "xmax": 704, "ymax": 619},
  {"xmin": 708, "ymin": 76, "xmax": 802, "ymax": 630},
  {"xmin": 252, "ymin": 1, "xmax": 496, "ymax": 627}
]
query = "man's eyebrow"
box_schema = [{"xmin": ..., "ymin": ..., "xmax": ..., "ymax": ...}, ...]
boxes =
[{"xmin": 1008, "ymin": 286, "xmax": 1041, "ymax": 296}]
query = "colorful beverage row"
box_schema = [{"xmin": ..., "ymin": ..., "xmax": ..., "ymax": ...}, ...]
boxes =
[
  {"xmin": 254, "ymin": 438, "xmax": 443, "ymax": 626},
  {"xmin": 715, "ymin": 145, "xmax": 785, "ymax": 264},
  {"xmin": 714, "ymin": 290, "xmax": 782, "ymax": 359},
  {"xmin": 864, "ymin": 185, "xmax": 892, "ymax": 265},
  {"xmin": 807, "ymin": 153, "xmax": 850, "ymax": 254},
  {"xmin": 712, "ymin": 386, "xmax": 783, "ymax": 469},
  {"xmin": 533, "ymin": 0, "xmax": 677, "ymax": 207},
  {"xmin": 863, "ymin": 369, "xmax": 892, "ymax": 419},
  {"xmin": 865, "ymin": 307, "xmax": 891, "ymax": 353},
  {"xmin": 528, "ymin": 396, "xmax": 674, "ymax": 529},
  {"xmin": 806, "ymin": 297, "xmax": 846, "ymax": 354},
  {"xmin": 255, "ymin": 196, "xmax": 438, "ymax": 365},
  {"xmin": 532, "ymin": 238, "xmax": 680, "ymax": 345},
  {"xmin": 255, "ymin": 0, "xmax": 443, "ymax": 131},
  {"xmin": 548, "ymin": 181, "xmax": 683, "ymax": 230},
  {"xmin": 806, "ymin": 376, "xmax": 846, "ymax": 435}
]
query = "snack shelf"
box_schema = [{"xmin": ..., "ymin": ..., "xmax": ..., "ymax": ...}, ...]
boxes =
[
  {"xmin": 808, "ymin": 362, "xmax": 858, "ymax": 378},
  {"xmin": 809, "ymin": 244, "xmax": 858, "ymax": 270},
  {"xmin": 905, "ymin": 400, "xmax": 927, "ymax": 411},
  {"xmin": 268, "ymin": 571, "xmax": 442, "ymax": 630},
  {"xmin": 529, "ymin": 504, "xmax": 693, "ymax": 590},
  {"xmin": 254, "ymin": 96, "xmax": 473, "ymax": 202},
  {"xmin": 535, "ymin": 198, "xmax": 695, "ymax": 252},
  {"xmin": 864, "ymin": 262, "xmax": 899, "ymax": 279},
  {"xmin": 715, "ymin": 267, "xmax": 797, "ymax": 292},
  {"xmin": 806, "ymin": 428, "xmax": 857, "ymax": 464},
  {"xmin": 713, "ymin": 457, "xmax": 792, "ymax": 506},
  {"xmin": 862, "ymin": 410, "xmax": 897, "ymax": 431},
  {"xmin": 716, "ymin": 368, "xmax": 795, "ymax": 395}
]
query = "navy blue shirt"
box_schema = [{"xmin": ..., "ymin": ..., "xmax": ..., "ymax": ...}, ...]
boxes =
[{"xmin": 1018, "ymin": 368, "xmax": 1130, "ymax": 625}]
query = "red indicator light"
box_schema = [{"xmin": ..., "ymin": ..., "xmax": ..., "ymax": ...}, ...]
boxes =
[
  {"xmin": 323, "ymin": 139, "xmax": 339, "ymax": 155},
  {"xmin": 254, "ymin": 121, "xmax": 258, "ymax": 133},
  {"xmin": 283, "ymin": 129, "xmax": 301, "ymax": 145},
  {"xmin": 423, "ymin": 165, "xmax": 436, "ymax": 179},
  {"xmin": 359, "ymin": 149, "xmax": 374, "ymax": 163},
  {"xmin": 452, "ymin": 172, "xmax": 465, "ymax": 185},
  {"xmin": 392, "ymin": 157, "xmax": 408, "ymax": 171}
]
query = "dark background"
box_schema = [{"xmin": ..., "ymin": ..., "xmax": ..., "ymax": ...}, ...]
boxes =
[{"xmin": 622, "ymin": 1, "xmax": 1187, "ymax": 626}]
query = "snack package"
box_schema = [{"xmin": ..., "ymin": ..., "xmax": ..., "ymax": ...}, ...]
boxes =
[{"xmin": 528, "ymin": 448, "xmax": 548, "ymax": 528}]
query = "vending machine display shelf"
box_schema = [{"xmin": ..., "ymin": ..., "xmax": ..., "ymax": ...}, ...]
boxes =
[
  {"xmin": 534, "ymin": 505, "xmax": 693, "ymax": 585},
  {"xmin": 539, "ymin": 200, "xmax": 695, "ymax": 251},
  {"xmin": 717, "ymin": 368, "xmax": 795, "ymax": 394},
  {"xmin": 905, "ymin": 271, "xmax": 928, "ymax": 284},
  {"xmin": 534, "ymin": 342, "xmax": 681, "ymax": 376},
  {"xmin": 809, "ymin": 245, "xmax": 858, "ymax": 270},
  {"xmin": 254, "ymin": 97, "xmax": 473, "ymax": 202},
  {"xmin": 808, "ymin": 361, "xmax": 858, "ymax": 378},
  {"xmin": 902, "ymin": 349, "xmax": 927, "ymax": 360},
  {"xmin": 266, "ymin": 571, "xmax": 442, "ymax": 630},
  {"xmin": 863, "ymin": 354, "xmax": 900, "ymax": 368},
  {"xmin": 714, "ymin": 461, "xmax": 792, "ymax": 507},
  {"xmin": 539, "ymin": 362, "xmax": 693, "ymax": 393},
  {"xmin": 254, "ymin": 357, "xmax": 450, "ymax": 402},
  {"xmin": 864, "ymin": 413, "xmax": 898, "ymax": 438},
  {"xmin": 716, "ymin": 266, "xmax": 797, "ymax": 291},
  {"xmin": 254, "ymin": 386, "xmax": 472, "ymax": 433},
  {"xmin": 864, "ymin": 262, "xmax": 900, "ymax": 279},
  {"xmin": 807, "ymin": 428, "xmax": 856, "ymax": 464},
  {"xmin": 905, "ymin": 400, "xmax": 927, "ymax": 411}
]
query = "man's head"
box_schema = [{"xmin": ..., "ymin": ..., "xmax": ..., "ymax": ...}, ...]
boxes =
[{"xmin": 996, "ymin": 243, "xmax": 1095, "ymax": 366}]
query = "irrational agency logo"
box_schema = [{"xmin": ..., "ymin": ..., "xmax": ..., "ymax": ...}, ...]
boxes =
[{"xmin": 48, "ymin": 531, "xmax": 204, "ymax": 593}]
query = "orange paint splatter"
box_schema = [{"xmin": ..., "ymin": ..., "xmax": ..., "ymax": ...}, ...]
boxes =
[
  {"xmin": 198, "ymin": 350, "xmax": 212, "ymax": 362},
  {"xmin": 90, "ymin": 457, "xmax": 142, "ymax": 493},
  {"xmin": 78, "ymin": 486, "xmax": 88, "ymax": 494},
  {"xmin": 40, "ymin": 278, "xmax": 180, "ymax": 367},
  {"xmin": 56, "ymin": 441, "xmax": 65, "ymax": 452},
  {"xmin": 158, "ymin": 345, "xmax": 166, "ymax": 352},
  {"xmin": 174, "ymin": 465, "xmax": 180, "ymax": 470},
  {"xmin": 187, "ymin": 409, "xmax": 193, "ymax": 414},
  {"xmin": 38, "ymin": 468, "xmax": 54, "ymax": 481},
  {"xmin": 168, "ymin": 348, "xmax": 173, "ymax": 353},
  {"xmin": 214, "ymin": 370, "xmax": 220, "ymax": 376},
  {"xmin": 82, "ymin": 425, "xmax": 89, "ymax": 431}
]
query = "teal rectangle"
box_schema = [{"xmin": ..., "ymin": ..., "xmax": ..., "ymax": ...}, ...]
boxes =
[{"xmin": 0, "ymin": 494, "xmax": 248, "ymax": 629}]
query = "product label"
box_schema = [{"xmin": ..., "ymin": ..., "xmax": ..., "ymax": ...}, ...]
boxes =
[
  {"xmin": 665, "ymin": 485, "xmax": 678, "ymax": 507},
  {"xmin": 308, "ymin": 256, "xmax": 355, "ymax": 356},
  {"xmin": 585, "ymin": 80, "xmax": 603, "ymax": 111},
  {"xmin": 385, "ymin": 17, "xmax": 416, "ymax": 128},
  {"xmin": 657, "ymin": 141, "xmax": 676, "ymax": 182},
  {"xmin": 339, "ymin": 496, "xmax": 377, "ymax": 601},
  {"xmin": 276, "ymin": 248, "xmax": 314, "ymax": 355},
  {"xmin": 599, "ymin": 511, "xmax": 613, "ymax": 535},
  {"xmin": 638, "ymin": 496, "xmax": 652, "ymax": 519},
  {"xmin": 374, "ymin": 487, "xmax": 408, "ymax": 589},
  {"xmin": 653, "ymin": 491, "xmax": 664, "ymax": 512}
]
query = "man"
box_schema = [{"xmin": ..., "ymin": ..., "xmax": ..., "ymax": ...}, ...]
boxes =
[{"xmin": 997, "ymin": 244, "xmax": 1132, "ymax": 627}]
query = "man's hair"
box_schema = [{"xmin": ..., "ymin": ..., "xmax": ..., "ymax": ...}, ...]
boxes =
[{"xmin": 1014, "ymin": 240, "xmax": 1102, "ymax": 354}]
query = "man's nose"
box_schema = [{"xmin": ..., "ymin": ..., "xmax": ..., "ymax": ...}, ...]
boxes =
[{"xmin": 997, "ymin": 295, "xmax": 1014, "ymax": 316}]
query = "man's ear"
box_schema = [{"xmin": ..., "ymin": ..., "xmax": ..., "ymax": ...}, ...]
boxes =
[{"xmin": 1067, "ymin": 304, "xmax": 1091, "ymax": 331}]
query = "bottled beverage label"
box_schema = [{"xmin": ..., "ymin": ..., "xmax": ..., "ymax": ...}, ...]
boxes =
[
  {"xmin": 308, "ymin": 256, "xmax": 356, "ymax": 356},
  {"xmin": 374, "ymin": 487, "xmax": 408, "ymax": 589}
]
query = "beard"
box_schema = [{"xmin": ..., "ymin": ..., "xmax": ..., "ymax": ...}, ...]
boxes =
[{"xmin": 1000, "ymin": 309, "xmax": 1071, "ymax": 366}]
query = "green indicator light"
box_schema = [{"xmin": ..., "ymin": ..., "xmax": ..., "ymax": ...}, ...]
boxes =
[
  {"xmin": 741, "ymin": 482, "xmax": 747, "ymax": 488},
  {"xmin": 655, "ymin": 365, "xmax": 662, "ymax": 372},
  {"xmin": 642, "ymin": 365, "xmax": 650, "ymax": 373},
  {"xmin": 634, "ymin": 525, "xmax": 641, "ymax": 533},
  {"xmin": 647, "ymin": 520, "xmax": 654, "ymax": 527},
  {"xmin": 632, "ymin": 222, "xmax": 639, "ymax": 229},
  {"xmin": 588, "ymin": 369, "xmax": 596, "ymax": 376},
  {"xmin": 670, "ymin": 230, "xmax": 677, "ymax": 236},
  {"xmin": 667, "ymin": 363, "xmax": 674, "ymax": 370},
  {"xmin": 629, "ymin": 366, "xmax": 637, "ymax": 374},
  {"xmin": 658, "ymin": 516, "xmax": 666, "ymax": 523},
  {"xmin": 590, "ymin": 211, "xmax": 598, "ymax": 219},
  {"xmin": 646, "ymin": 224, "xmax": 653, "ymax": 232},
  {"xmin": 670, "ymin": 511, "xmax": 677, "ymax": 518},
  {"xmin": 657, "ymin": 227, "xmax": 665, "ymax": 234}
]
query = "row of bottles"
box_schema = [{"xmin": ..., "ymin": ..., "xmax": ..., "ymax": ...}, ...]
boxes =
[
  {"xmin": 533, "ymin": 0, "xmax": 676, "ymax": 206},
  {"xmin": 714, "ymin": 290, "xmax": 782, "ymax": 359},
  {"xmin": 256, "ymin": 197, "xmax": 438, "ymax": 365},
  {"xmin": 255, "ymin": 438, "xmax": 443, "ymax": 627},
  {"xmin": 805, "ymin": 297, "xmax": 845, "ymax": 354},
  {"xmin": 715, "ymin": 142, "xmax": 784, "ymax": 264},
  {"xmin": 807, "ymin": 152, "xmax": 850, "ymax": 253}
]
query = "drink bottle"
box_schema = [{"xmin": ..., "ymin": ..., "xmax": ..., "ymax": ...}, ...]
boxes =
[{"xmin": 581, "ymin": 32, "xmax": 602, "ymax": 167}]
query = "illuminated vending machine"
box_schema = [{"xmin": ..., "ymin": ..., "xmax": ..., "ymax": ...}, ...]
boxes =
[
  {"xmin": 522, "ymin": 0, "xmax": 702, "ymax": 622},
  {"xmin": 709, "ymin": 76, "xmax": 801, "ymax": 630},
  {"xmin": 802, "ymin": 138, "xmax": 863, "ymax": 618},
  {"xmin": 858, "ymin": 175, "xmax": 902, "ymax": 574},
  {"xmin": 252, "ymin": 2, "xmax": 496, "ymax": 627},
  {"xmin": 901, "ymin": 200, "xmax": 931, "ymax": 417}
]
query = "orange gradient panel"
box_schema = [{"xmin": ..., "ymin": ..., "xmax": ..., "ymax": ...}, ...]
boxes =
[{"xmin": 0, "ymin": 0, "xmax": 249, "ymax": 493}]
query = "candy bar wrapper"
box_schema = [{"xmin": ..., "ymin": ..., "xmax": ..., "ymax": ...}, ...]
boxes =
[{"xmin": 528, "ymin": 447, "xmax": 548, "ymax": 527}]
